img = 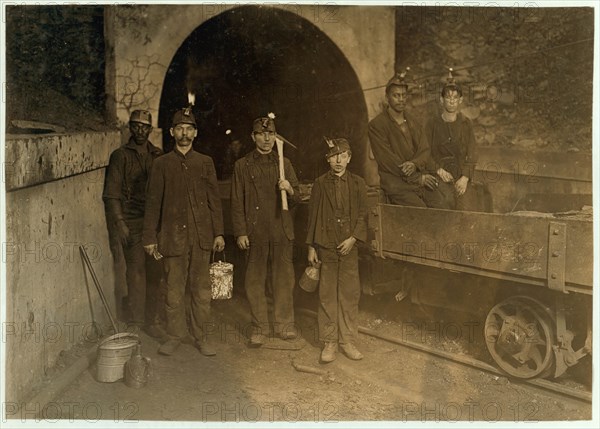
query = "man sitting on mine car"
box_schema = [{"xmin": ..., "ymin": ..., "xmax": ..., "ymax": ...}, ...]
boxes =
[
  {"xmin": 368, "ymin": 70, "xmax": 448, "ymax": 209},
  {"xmin": 424, "ymin": 69, "xmax": 479, "ymax": 210}
]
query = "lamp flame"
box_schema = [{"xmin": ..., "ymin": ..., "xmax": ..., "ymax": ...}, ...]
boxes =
[{"xmin": 188, "ymin": 92, "xmax": 196, "ymax": 106}]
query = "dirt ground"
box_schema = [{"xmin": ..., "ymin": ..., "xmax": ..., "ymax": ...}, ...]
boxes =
[{"xmin": 41, "ymin": 293, "xmax": 591, "ymax": 424}]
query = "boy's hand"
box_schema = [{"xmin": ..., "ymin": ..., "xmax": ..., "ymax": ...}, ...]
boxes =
[
  {"xmin": 308, "ymin": 245, "xmax": 320, "ymax": 266},
  {"xmin": 337, "ymin": 236, "xmax": 357, "ymax": 255},
  {"xmin": 437, "ymin": 168, "xmax": 454, "ymax": 183},
  {"xmin": 278, "ymin": 179, "xmax": 294, "ymax": 195},
  {"xmin": 455, "ymin": 176, "xmax": 469, "ymax": 196}
]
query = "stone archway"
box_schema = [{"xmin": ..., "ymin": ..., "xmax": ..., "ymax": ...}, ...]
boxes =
[
  {"xmin": 107, "ymin": 4, "xmax": 394, "ymax": 180},
  {"xmin": 158, "ymin": 5, "xmax": 375, "ymax": 180}
]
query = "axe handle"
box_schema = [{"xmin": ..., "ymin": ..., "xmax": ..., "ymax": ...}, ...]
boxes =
[{"xmin": 276, "ymin": 139, "xmax": 288, "ymax": 211}]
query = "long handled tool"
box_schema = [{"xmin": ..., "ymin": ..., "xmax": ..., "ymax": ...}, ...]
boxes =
[
  {"xmin": 275, "ymin": 137, "xmax": 289, "ymax": 211},
  {"xmin": 275, "ymin": 133, "xmax": 297, "ymax": 212},
  {"xmin": 80, "ymin": 245, "xmax": 119, "ymax": 334}
]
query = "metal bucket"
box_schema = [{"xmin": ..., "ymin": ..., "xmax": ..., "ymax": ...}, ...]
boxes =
[{"xmin": 96, "ymin": 333, "xmax": 140, "ymax": 383}]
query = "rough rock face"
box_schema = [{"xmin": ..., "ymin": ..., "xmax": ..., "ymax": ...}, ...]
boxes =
[
  {"xmin": 6, "ymin": 6, "xmax": 107, "ymax": 131},
  {"xmin": 395, "ymin": 6, "xmax": 594, "ymax": 152},
  {"xmin": 5, "ymin": 5, "xmax": 594, "ymax": 151}
]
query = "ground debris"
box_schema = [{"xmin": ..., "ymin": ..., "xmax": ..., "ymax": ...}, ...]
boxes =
[{"xmin": 292, "ymin": 360, "xmax": 335, "ymax": 383}]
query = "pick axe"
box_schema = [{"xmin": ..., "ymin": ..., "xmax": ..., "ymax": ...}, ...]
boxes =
[{"xmin": 275, "ymin": 133, "xmax": 297, "ymax": 211}]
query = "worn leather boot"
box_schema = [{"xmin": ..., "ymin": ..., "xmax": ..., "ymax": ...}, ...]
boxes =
[
  {"xmin": 158, "ymin": 339, "xmax": 181, "ymax": 356},
  {"xmin": 196, "ymin": 339, "xmax": 216, "ymax": 356},
  {"xmin": 249, "ymin": 333, "xmax": 266, "ymax": 347},
  {"xmin": 320, "ymin": 342, "xmax": 338, "ymax": 363},
  {"xmin": 144, "ymin": 324, "xmax": 167, "ymax": 340},
  {"xmin": 341, "ymin": 343, "xmax": 363, "ymax": 360}
]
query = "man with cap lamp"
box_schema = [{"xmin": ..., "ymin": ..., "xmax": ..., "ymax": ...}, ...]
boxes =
[
  {"xmin": 143, "ymin": 108, "xmax": 225, "ymax": 356},
  {"xmin": 368, "ymin": 69, "xmax": 448, "ymax": 208},
  {"xmin": 424, "ymin": 69, "xmax": 479, "ymax": 210},
  {"xmin": 103, "ymin": 109, "xmax": 165, "ymax": 337},
  {"xmin": 221, "ymin": 128, "xmax": 245, "ymax": 180},
  {"xmin": 306, "ymin": 137, "xmax": 368, "ymax": 362},
  {"xmin": 230, "ymin": 114, "xmax": 300, "ymax": 345}
]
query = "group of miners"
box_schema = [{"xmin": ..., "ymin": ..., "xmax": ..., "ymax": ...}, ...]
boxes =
[
  {"xmin": 369, "ymin": 68, "xmax": 478, "ymax": 211},
  {"xmin": 102, "ymin": 69, "xmax": 477, "ymax": 363}
]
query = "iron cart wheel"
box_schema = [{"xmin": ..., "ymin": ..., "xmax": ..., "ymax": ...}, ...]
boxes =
[{"xmin": 484, "ymin": 296, "xmax": 556, "ymax": 379}]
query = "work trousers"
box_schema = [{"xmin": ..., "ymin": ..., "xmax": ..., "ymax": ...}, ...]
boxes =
[
  {"xmin": 245, "ymin": 236, "xmax": 295, "ymax": 336},
  {"xmin": 119, "ymin": 218, "xmax": 164, "ymax": 326},
  {"xmin": 318, "ymin": 246, "xmax": 360, "ymax": 344},
  {"xmin": 438, "ymin": 181, "xmax": 479, "ymax": 211},
  {"xmin": 387, "ymin": 184, "xmax": 448, "ymax": 209},
  {"xmin": 162, "ymin": 240, "xmax": 212, "ymax": 341}
]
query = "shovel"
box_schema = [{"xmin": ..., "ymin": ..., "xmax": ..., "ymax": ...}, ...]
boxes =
[{"xmin": 80, "ymin": 245, "xmax": 119, "ymax": 334}]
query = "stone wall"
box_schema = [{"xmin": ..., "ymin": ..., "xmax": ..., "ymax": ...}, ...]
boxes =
[
  {"xmin": 106, "ymin": 4, "xmax": 395, "ymax": 183},
  {"xmin": 4, "ymin": 131, "xmax": 121, "ymax": 403},
  {"xmin": 394, "ymin": 6, "xmax": 594, "ymax": 152},
  {"xmin": 107, "ymin": 4, "xmax": 394, "ymax": 124}
]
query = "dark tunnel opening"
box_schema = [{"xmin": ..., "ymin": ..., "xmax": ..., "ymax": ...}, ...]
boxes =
[{"xmin": 158, "ymin": 5, "xmax": 369, "ymax": 182}]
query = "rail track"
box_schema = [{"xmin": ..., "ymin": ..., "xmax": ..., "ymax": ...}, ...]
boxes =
[{"xmin": 296, "ymin": 308, "xmax": 592, "ymax": 404}]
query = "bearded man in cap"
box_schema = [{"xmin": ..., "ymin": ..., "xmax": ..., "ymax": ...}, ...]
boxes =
[
  {"xmin": 143, "ymin": 108, "xmax": 225, "ymax": 356},
  {"xmin": 230, "ymin": 115, "xmax": 300, "ymax": 345},
  {"xmin": 103, "ymin": 110, "xmax": 165, "ymax": 337},
  {"xmin": 306, "ymin": 138, "xmax": 368, "ymax": 363},
  {"xmin": 368, "ymin": 71, "xmax": 448, "ymax": 208}
]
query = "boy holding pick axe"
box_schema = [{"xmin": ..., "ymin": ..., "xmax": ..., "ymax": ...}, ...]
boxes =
[{"xmin": 231, "ymin": 113, "xmax": 301, "ymax": 346}]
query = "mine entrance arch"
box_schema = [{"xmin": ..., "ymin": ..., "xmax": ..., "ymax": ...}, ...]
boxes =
[{"xmin": 158, "ymin": 6, "xmax": 369, "ymax": 181}]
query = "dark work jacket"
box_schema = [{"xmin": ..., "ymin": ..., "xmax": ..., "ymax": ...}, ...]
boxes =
[
  {"xmin": 368, "ymin": 109, "xmax": 436, "ymax": 195},
  {"xmin": 230, "ymin": 150, "xmax": 300, "ymax": 241},
  {"xmin": 142, "ymin": 148, "xmax": 224, "ymax": 256},
  {"xmin": 102, "ymin": 138, "xmax": 163, "ymax": 223},
  {"xmin": 306, "ymin": 170, "xmax": 368, "ymax": 249},
  {"xmin": 368, "ymin": 109, "xmax": 433, "ymax": 174},
  {"xmin": 425, "ymin": 112, "xmax": 478, "ymax": 180}
]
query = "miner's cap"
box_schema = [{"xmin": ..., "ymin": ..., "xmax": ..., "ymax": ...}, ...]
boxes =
[
  {"xmin": 172, "ymin": 108, "xmax": 197, "ymax": 127},
  {"xmin": 386, "ymin": 67, "xmax": 412, "ymax": 92},
  {"xmin": 325, "ymin": 138, "xmax": 352, "ymax": 159},
  {"xmin": 129, "ymin": 110, "xmax": 152, "ymax": 126},
  {"xmin": 441, "ymin": 67, "xmax": 463, "ymax": 96},
  {"xmin": 252, "ymin": 117, "xmax": 276, "ymax": 133}
]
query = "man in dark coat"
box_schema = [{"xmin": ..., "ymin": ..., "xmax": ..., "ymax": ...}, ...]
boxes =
[
  {"xmin": 143, "ymin": 108, "xmax": 225, "ymax": 356},
  {"xmin": 306, "ymin": 138, "xmax": 368, "ymax": 363},
  {"xmin": 103, "ymin": 110, "xmax": 165, "ymax": 336},
  {"xmin": 230, "ymin": 115, "xmax": 300, "ymax": 345},
  {"xmin": 368, "ymin": 71, "xmax": 448, "ymax": 208}
]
